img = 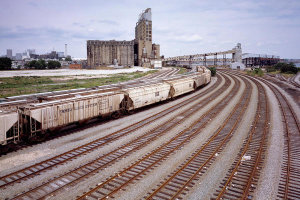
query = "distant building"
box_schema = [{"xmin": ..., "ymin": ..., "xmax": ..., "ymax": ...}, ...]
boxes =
[
  {"xmin": 57, "ymin": 52, "xmax": 65, "ymax": 58},
  {"xmin": 15, "ymin": 53, "xmax": 22, "ymax": 60},
  {"xmin": 87, "ymin": 8, "xmax": 160, "ymax": 68},
  {"xmin": 69, "ymin": 64, "xmax": 82, "ymax": 69},
  {"xmin": 242, "ymin": 53, "xmax": 280, "ymax": 67},
  {"xmin": 87, "ymin": 40, "xmax": 134, "ymax": 67},
  {"xmin": 27, "ymin": 49, "xmax": 36, "ymax": 55},
  {"xmin": 6, "ymin": 49, "xmax": 12, "ymax": 59}
]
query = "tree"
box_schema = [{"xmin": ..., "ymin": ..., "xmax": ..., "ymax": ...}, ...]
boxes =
[
  {"xmin": 274, "ymin": 62, "xmax": 298, "ymax": 74},
  {"xmin": 65, "ymin": 56, "xmax": 72, "ymax": 61},
  {"xmin": 25, "ymin": 59, "xmax": 47, "ymax": 69},
  {"xmin": 0, "ymin": 57, "xmax": 12, "ymax": 70},
  {"xmin": 47, "ymin": 60, "xmax": 61, "ymax": 69},
  {"xmin": 208, "ymin": 67, "xmax": 216, "ymax": 76},
  {"xmin": 25, "ymin": 60, "xmax": 37, "ymax": 69},
  {"xmin": 36, "ymin": 59, "xmax": 47, "ymax": 69}
]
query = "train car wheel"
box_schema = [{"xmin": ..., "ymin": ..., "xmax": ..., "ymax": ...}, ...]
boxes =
[
  {"xmin": 111, "ymin": 112, "xmax": 121, "ymax": 119},
  {"xmin": 127, "ymin": 110, "xmax": 135, "ymax": 115}
]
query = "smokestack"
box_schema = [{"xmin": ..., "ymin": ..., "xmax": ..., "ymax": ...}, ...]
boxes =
[{"xmin": 65, "ymin": 44, "xmax": 67, "ymax": 57}]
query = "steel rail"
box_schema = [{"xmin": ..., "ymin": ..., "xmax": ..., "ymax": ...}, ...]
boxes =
[
  {"xmin": 11, "ymin": 74, "xmax": 231, "ymax": 200},
  {"xmin": 145, "ymin": 73, "xmax": 252, "ymax": 200},
  {"xmin": 75, "ymin": 73, "xmax": 242, "ymax": 200},
  {"xmin": 213, "ymin": 74, "xmax": 269, "ymax": 200},
  {"xmin": 225, "ymin": 70, "xmax": 300, "ymax": 199},
  {"xmin": 0, "ymin": 74, "xmax": 221, "ymax": 189},
  {"xmin": 256, "ymin": 77, "xmax": 300, "ymax": 200}
]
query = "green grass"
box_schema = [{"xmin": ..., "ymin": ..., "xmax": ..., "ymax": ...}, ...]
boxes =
[
  {"xmin": 267, "ymin": 70, "xmax": 295, "ymax": 78},
  {"xmin": 246, "ymin": 68, "xmax": 264, "ymax": 77},
  {"xmin": 167, "ymin": 66, "xmax": 187, "ymax": 74},
  {"xmin": 178, "ymin": 67, "xmax": 187, "ymax": 74},
  {"xmin": 0, "ymin": 70, "xmax": 157, "ymax": 98}
]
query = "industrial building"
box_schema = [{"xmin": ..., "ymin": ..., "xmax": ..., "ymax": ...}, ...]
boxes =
[
  {"xmin": 242, "ymin": 53, "xmax": 280, "ymax": 67},
  {"xmin": 87, "ymin": 8, "xmax": 160, "ymax": 68}
]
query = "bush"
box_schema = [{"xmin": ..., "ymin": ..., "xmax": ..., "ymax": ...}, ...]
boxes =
[
  {"xmin": 255, "ymin": 68, "xmax": 264, "ymax": 76},
  {"xmin": 248, "ymin": 68, "xmax": 264, "ymax": 77},
  {"xmin": 47, "ymin": 61, "xmax": 61, "ymax": 69},
  {"xmin": 208, "ymin": 67, "xmax": 216, "ymax": 76},
  {"xmin": 25, "ymin": 60, "xmax": 61, "ymax": 69},
  {"xmin": 65, "ymin": 56, "xmax": 72, "ymax": 61},
  {"xmin": 25, "ymin": 60, "xmax": 46, "ymax": 69},
  {"xmin": 274, "ymin": 62, "xmax": 298, "ymax": 74},
  {"xmin": 0, "ymin": 57, "xmax": 12, "ymax": 70}
]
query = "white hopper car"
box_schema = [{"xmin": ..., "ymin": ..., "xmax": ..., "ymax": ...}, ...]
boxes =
[
  {"xmin": 0, "ymin": 110, "xmax": 19, "ymax": 146},
  {"xmin": 0, "ymin": 70, "xmax": 212, "ymax": 149},
  {"xmin": 19, "ymin": 91, "xmax": 124, "ymax": 138}
]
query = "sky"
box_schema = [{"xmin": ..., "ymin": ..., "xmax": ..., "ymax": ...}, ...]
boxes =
[{"xmin": 0, "ymin": 0, "xmax": 299, "ymax": 59}]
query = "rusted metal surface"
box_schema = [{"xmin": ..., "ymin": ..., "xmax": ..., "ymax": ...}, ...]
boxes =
[{"xmin": 0, "ymin": 74, "xmax": 219, "ymax": 191}]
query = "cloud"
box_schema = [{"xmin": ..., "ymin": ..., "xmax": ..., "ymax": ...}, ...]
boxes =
[
  {"xmin": 0, "ymin": 0, "xmax": 300, "ymax": 58},
  {"xmin": 0, "ymin": 26, "xmax": 68, "ymax": 40},
  {"xmin": 90, "ymin": 19, "xmax": 119, "ymax": 26},
  {"xmin": 172, "ymin": 34, "xmax": 203, "ymax": 43},
  {"xmin": 27, "ymin": 1, "xmax": 38, "ymax": 7}
]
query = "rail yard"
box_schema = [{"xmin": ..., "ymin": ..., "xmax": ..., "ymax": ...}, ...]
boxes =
[{"xmin": 0, "ymin": 67, "xmax": 299, "ymax": 200}]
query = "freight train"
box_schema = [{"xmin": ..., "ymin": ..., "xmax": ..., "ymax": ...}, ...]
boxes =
[{"xmin": 0, "ymin": 67, "xmax": 211, "ymax": 150}]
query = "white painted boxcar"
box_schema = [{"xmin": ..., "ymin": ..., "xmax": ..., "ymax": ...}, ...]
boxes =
[
  {"xmin": 20, "ymin": 91, "xmax": 124, "ymax": 135},
  {"xmin": 122, "ymin": 82, "xmax": 171, "ymax": 110},
  {"xmin": 0, "ymin": 110, "xmax": 19, "ymax": 145},
  {"xmin": 163, "ymin": 77, "xmax": 195, "ymax": 98}
]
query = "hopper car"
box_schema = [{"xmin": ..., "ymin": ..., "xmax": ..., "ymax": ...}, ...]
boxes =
[{"xmin": 0, "ymin": 69, "xmax": 211, "ymax": 151}]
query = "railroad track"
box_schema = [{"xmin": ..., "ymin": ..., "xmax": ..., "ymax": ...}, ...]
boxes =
[
  {"xmin": 222, "ymin": 70, "xmax": 300, "ymax": 199},
  {"xmin": 212, "ymin": 71, "xmax": 269, "ymax": 200},
  {"xmin": 0, "ymin": 74, "xmax": 222, "ymax": 190},
  {"xmin": 143, "ymin": 74, "xmax": 252, "ymax": 200},
  {"xmin": 267, "ymin": 73, "xmax": 300, "ymax": 88},
  {"xmin": 151, "ymin": 68, "xmax": 179, "ymax": 79},
  {"xmin": 256, "ymin": 77, "xmax": 300, "ymax": 200},
  {"xmin": 289, "ymin": 74, "xmax": 300, "ymax": 88},
  {"xmin": 70, "ymin": 73, "xmax": 243, "ymax": 200},
  {"xmin": 138, "ymin": 67, "xmax": 179, "ymax": 80},
  {"xmin": 9, "ymin": 74, "xmax": 234, "ymax": 199}
]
